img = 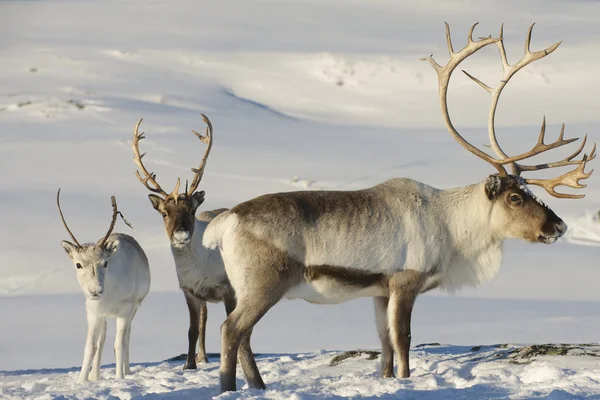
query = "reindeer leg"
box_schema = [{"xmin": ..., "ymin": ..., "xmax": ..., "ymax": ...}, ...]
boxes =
[
  {"xmin": 196, "ymin": 301, "xmax": 209, "ymax": 364},
  {"xmin": 183, "ymin": 290, "xmax": 201, "ymax": 370},
  {"xmin": 222, "ymin": 293, "xmax": 267, "ymax": 390},
  {"xmin": 114, "ymin": 312, "xmax": 133, "ymax": 379},
  {"xmin": 123, "ymin": 307, "xmax": 138, "ymax": 375},
  {"xmin": 374, "ymin": 296, "xmax": 395, "ymax": 378},
  {"xmin": 387, "ymin": 270, "xmax": 424, "ymax": 379},
  {"xmin": 220, "ymin": 292, "xmax": 281, "ymax": 393},
  {"xmin": 89, "ymin": 317, "xmax": 107, "ymax": 381},
  {"xmin": 78, "ymin": 314, "xmax": 102, "ymax": 383}
]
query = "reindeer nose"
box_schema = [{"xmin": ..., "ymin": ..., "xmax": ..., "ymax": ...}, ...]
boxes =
[
  {"xmin": 173, "ymin": 231, "xmax": 191, "ymax": 243},
  {"xmin": 556, "ymin": 221, "xmax": 568, "ymax": 237}
]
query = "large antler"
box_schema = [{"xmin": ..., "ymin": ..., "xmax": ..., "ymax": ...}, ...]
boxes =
[
  {"xmin": 56, "ymin": 188, "xmax": 81, "ymax": 247},
  {"xmin": 423, "ymin": 23, "xmax": 595, "ymax": 199},
  {"xmin": 99, "ymin": 196, "xmax": 118, "ymax": 247},
  {"xmin": 133, "ymin": 115, "xmax": 213, "ymax": 200},
  {"xmin": 187, "ymin": 113, "xmax": 213, "ymax": 197}
]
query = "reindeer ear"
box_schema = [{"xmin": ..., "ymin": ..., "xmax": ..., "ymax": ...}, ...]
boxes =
[
  {"xmin": 485, "ymin": 174, "xmax": 505, "ymax": 200},
  {"xmin": 190, "ymin": 191, "xmax": 205, "ymax": 210},
  {"xmin": 148, "ymin": 194, "xmax": 164, "ymax": 211},
  {"xmin": 61, "ymin": 241, "xmax": 77, "ymax": 258},
  {"xmin": 102, "ymin": 239, "xmax": 119, "ymax": 258}
]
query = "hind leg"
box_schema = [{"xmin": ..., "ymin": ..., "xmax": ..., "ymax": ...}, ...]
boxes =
[
  {"xmin": 220, "ymin": 291, "xmax": 284, "ymax": 392},
  {"xmin": 219, "ymin": 232, "xmax": 302, "ymax": 392},
  {"xmin": 222, "ymin": 294, "xmax": 264, "ymax": 389}
]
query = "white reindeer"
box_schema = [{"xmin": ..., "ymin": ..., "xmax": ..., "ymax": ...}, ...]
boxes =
[
  {"xmin": 203, "ymin": 23, "xmax": 596, "ymax": 392},
  {"xmin": 57, "ymin": 190, "xmax": 151, "ymax": 383},
  {"xmin": 131, "ymin": 115, "xmax": 259, "ymax": 376}
]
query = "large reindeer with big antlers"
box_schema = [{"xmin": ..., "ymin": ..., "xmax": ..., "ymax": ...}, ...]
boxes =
[
  {"xmin": 133, "ymin": 115, "xmax": 259, "ymax": 377},
  {"xmin": 58, "ymin": 190, "xmax": 150, "ymax": 383},
  {"xmin": 204, "ymin": 24, "xmax": 596, "ymax": 392}
]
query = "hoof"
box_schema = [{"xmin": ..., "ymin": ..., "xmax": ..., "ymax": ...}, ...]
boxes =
[
  {"xmin": 196, "ymin": 355, "xmax": 209, "ymax": 364},
  {"xmin": 183, "ymin": 363, "xmax": 197, "ymax": 370},
  {"xmin": 89, "ymin": 372, "xmax": 100, "ymax": 381}
]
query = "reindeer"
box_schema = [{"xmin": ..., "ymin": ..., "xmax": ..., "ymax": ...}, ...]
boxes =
[
  {"xmin": 132, "ymin": 115, "xmax": 259, "ymax": 376},
  {"xmin": 203, "ymin": 23, "xmax": 596, "ymax": 392},
  {"xmin": 57, "ymin": 190, "xmax": 150, "ymax": 383}
]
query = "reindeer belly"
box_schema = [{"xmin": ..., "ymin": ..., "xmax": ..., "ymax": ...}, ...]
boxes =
[{"xmin": 285, "ymin": 265, "xmax": 388, "ymax": 304}]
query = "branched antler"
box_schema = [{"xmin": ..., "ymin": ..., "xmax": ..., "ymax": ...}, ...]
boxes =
[
  {"xmin": 187, "ymin": 113, "xmax": 213, "ymax": 196},
  {"xmin": 423, "ymin": 22, "xmax": 595, "ymax": 199}
]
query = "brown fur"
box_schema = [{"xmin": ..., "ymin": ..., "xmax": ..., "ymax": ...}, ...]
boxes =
[{"xmin": 305, "ymin": 265, "xmax": 387, "ymax": 288}]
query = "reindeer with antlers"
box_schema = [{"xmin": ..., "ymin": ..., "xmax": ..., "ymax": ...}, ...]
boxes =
[
  {"xmin": 203, "ymin": 24, "xmax": 596, "ymax": 392},
  {"xmin": 57, "ymin": 190, "xmax": 150, "ymax": 383},
  {"xmin": 132, "ymin": 115, "xmax": 260, "ymax": 375}
]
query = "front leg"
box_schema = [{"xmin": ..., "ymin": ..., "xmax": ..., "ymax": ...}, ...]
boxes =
[
  {"xmin": 78, "ymin": 314, "xmax": 103, "ymax": 383},
  {"xmin": 374, "ymin": 296, "xmax": 394, "ymax": 378},
  {"xmin": 387, "ymin": 270, "xmax": 424, "ymax": 378},
  {"xmin": 183, "ymin": 290, "xmax": 201, "ymax": 370},
  {"xmin": 196, "ymin": 301, "xmax": 209, "ymax": 363},
  {"xmin": 89, "ymin": 318, "xmax": 107, "ymax": 381}
]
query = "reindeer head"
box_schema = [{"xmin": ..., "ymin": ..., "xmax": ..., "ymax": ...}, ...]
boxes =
[
  {"xmin": 57, "ymin": 190, "xmax": 121, "ymax": 300},
  {"xmin": 484, "ymin": 174, "xmax": 566, "ymax": 243},
  {"xmin": 423, "ymin": 23, "xmax": 595, "ymax": 244},
  {"xmin": 132, "ymin": 114, "xmax": 213, "ymax": 249}
]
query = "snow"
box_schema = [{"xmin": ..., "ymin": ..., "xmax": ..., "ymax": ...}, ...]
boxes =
[
  {"xmin": 2, "ymin": 0, "xmax": 600, "ymax": 398},
  {"xmin": 3, "ymin": 345, "xmax": 600, "ymax": 399}
]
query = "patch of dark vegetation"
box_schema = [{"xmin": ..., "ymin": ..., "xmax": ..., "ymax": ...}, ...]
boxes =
[
  {"xmin": 29, "ymin": 68, "xmax": 38, "ymax": 73},
  {"xmin": 511, "ymin": 343, "xmax": 600, "ymax": 360},
  {"xmin": 330, "ymin": 350, "xmax": 380, "ymax": 367},
  {"xmin": 17, "ymin": 101, "xmax": 32, "ymax": 108},
  {"xmin": 67, "ymin": 99, "xmax": 85, "ymax": 109},
  {"xmin": 415, "ymin": 342, "xmax": 441, "ymax": 348}
]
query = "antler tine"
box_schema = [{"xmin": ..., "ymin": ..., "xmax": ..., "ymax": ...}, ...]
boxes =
[
  {"xmin": 526, "ymin": 154, "xmax": 594, "ymax": 199},
  {"xmin": 467, "ymin": 22, "xmax": 480, "ymax": 44},
  {"xmin": 56, "ymin": 188, "xmax": 81, "ymax": 247},
  {"xmin": 132, "ymin": 118, "xmax": 169, "ymax": 198},
  {"xmin": 100, "ymin": 196, "xmax": 118, "ymax": 248},
  {"xmin": 170, "ymin": 178, "xmax": 181, "ymax": 203},
  {"xmin": 422, "ymin": 23, "xmax": 505, "ymax": 175},
  {"xmin": 187, "ymin": 113, "xmax": 214, "ymax": 197},
  {"xmin": 445, "ymin": 22, "xmax": 454, "ymax": 56}
]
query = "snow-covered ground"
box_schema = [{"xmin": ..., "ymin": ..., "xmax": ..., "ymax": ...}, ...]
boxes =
[
  {"xmin": 2, "ymin": 0, "xmax": 600, "ymax": 398},
  {"xmin": 4, "ymin": 344, "xmax": 600, "ymax": 400}
]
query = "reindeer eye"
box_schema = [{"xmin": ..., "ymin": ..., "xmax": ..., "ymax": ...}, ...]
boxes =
[
  {"xmin": 162, "ymin": 212, "xmax": 168, "ymax": 218},
  {"xmin": 76, "ymin": 263, "xmax": 82, "ymax": 269},
  {"xmin": 510, "ymin": 194, "xmax": 522, "ymax": 203},
  {"xmin": 103, "ymin": 262, "xmax": 108, "ymax": 268}
]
